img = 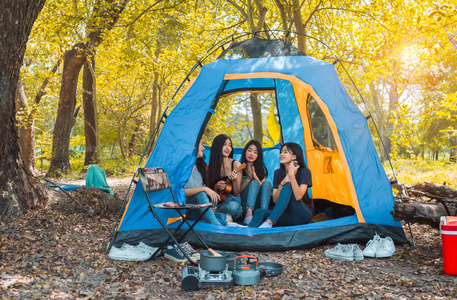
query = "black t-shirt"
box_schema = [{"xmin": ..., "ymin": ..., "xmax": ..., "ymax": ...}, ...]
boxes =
[{"xmin": 273, "ymin": 167, "xmax": 313, "ymax": 205}]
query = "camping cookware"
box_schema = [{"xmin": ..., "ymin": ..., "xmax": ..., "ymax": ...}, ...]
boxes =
[
  {"xmin": 258, "ymin": 261, "xmax": 283, "ymax": 277},
  {"xmin": 225, "ymin": 251, "xmax": 241, "ymax": 265},
  {"xmin": 199, "ymin": 249, "xmax": 227, "ymax": 272},
  {"xmin": 232, "ymin": 256, "xmax": 261, "ymax": 286}
]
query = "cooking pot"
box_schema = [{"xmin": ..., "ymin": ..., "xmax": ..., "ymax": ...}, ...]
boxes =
[
  {"xmin": 225, "ymin": 251, "xmax": 241, "ymax": 265},
  {"xmin": 199, "ymin": 249, "xmax": 227, "ymax": 272},
  {"xmin": 258, "ymin": 261, "xmax": 283, "ymax": 277},
  {"xmin": 232, "ymin": 256, "xmax": 260, "ymax": 286}
]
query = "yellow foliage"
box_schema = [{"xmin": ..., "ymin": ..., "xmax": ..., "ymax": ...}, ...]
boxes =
[{"xmin": 387, "ymin": 159, "xmax": 457, "ymax": 188}]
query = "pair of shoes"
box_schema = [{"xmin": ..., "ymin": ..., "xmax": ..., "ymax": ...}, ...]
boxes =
[
  {"xmin": 244, "ymin": 215, "xmax": 253, "ymax": 225},
  {"xmin": 324, "ymin": 243, "xmax": 364, "ymax": 261},
  {"xmin": 258, "ymin": 220, "xmax": 273, "ymax": 228},
  {"xmin": 363, "ymin": 233, "xmax": 396, "ymax": 258},
  {"xmin": 108, "ymin": 243, "xmax": 153, "ymax": 261},
  {"xmin": 164, "ymin": 245, "xmax": 197, "ymax": 263},
  {"xmin": 179, "ymin": 242, "xmax": 200, "ymax": 260},
  {"xmin": 137, "ymin": 242, "xmax": 159, "ymax": 254},
  {"xmin": 226, "ymin": 222, "xmax": 248, "ymax": 228}
]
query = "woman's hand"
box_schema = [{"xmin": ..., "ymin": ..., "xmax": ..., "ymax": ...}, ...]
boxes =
[
  {"xmin": 215, "ymin": 180, "xmax": 227, "ymax": 192},
  {"xmin": 246, "ymin": 166, "xmax": 255, "ymax": 180},
  {"xmin": 287, "ymin": 161, "xmax": 299, "ymax": 177},
  {"xmin": 205, "ymin": 187, "xmax": 221, "ymax": 204},
  {"xmin": 281, "ymin": 176, "xmax": 290, "ymax": 186},
  {"xmin": 251, "ymin": 166, "xmax": 260, "ymax": 182},
  {"xmin": 227, "ymin": 170, "xmax": 238, "ymax": 181}
]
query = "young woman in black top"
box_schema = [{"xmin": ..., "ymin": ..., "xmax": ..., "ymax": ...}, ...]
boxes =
[{"xmin": 248, "ymin": 142, "xmax": 313, "ymax": 228}]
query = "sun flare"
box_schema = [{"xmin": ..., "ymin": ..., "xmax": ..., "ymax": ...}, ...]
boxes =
[{"xmin": 401, "ymin": 46, "xmax": 419, "ymax": 66}]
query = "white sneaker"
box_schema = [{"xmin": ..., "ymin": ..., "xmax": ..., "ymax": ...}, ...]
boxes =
[
  {"xmin": 226, "ymin": 222, "xmax": 248, "ymax": 228},
  {"xmin": 352, "ymin": 244, "xmax": 364, "ymax": 261},
  {"xmin": 376, "ymin": 236, "xmax": 395, "ymax": 258},
  {"xmin": 363, "ymin": 233, "xmax": 382, "ymax": 258},
  {"xmin": 324, "ymin": 243, "xmax": 355, "ymax": 261},
  {"xmin": 258, "ymin": 221, "xmax": 273, "ymax": 228},
  {"xmin": 136, "ymin": 242, "xmax": 158, "ymax": 254},
  {"xmin": 108, "ymin": 244, "xmax": 152, "ymax": 261}
]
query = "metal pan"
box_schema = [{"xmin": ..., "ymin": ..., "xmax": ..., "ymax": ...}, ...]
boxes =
[{"xmin": 258, "ymin": 261, "xmax": 283, "ymax": 277}]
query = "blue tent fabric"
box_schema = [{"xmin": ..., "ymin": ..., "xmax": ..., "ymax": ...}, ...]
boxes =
[
  {"xmin": 43, "ymin": 182, "xmax": 84, "ymax": 191},
  {"xmin": 114, "ymin": 55, "xmax": 407, "ymax": 250}
]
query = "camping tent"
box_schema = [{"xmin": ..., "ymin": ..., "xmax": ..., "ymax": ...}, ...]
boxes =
[{"xmin": 109, "ymin": 37, "xmax": 408, "ymax": 251}]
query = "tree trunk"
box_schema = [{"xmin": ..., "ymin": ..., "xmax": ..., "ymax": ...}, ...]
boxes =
[
  {"xmin": 149, "ymin": 42, "xmax": 161, "ymax": 138},
  {"xmin": 15, "ymin": 81, "xmax": 36, "ymax": 172},
  {"xmin": 369, "ymin": 80, "xmax": 386, "ymax": 160},
  {"xmin": 48, "ymin": 1, "xmax": 129, "ymax": 176},
  {"xmin": 250, "ymin": 93, "xmax": 263, "ymax": 143},
  {"xmin": 118, "ymin": 120, "xmax": 127, "ymax": 160},
  {"xmin": 48, "ymin": 43, "xmax": 88, "ymax": 176},
  {"xmin": 83, "ymin": 57, "xmax": 99, "ymax": 166},
  {"xmin": 273, "ymin": 0, "xmax": 288, "ymax": 30},
  {"xmin": 0, "ymin": 0, "xmax": 48, "ymax": 221},
  {"xmin": 385, "ymin": 82, "xmax": 398, "ymax": 155},
  {"xmin": 128, "ymin": 118, "xmax": 141, "ymax": 157},
  {"xmin": 292, "ymin": 0, "xmax": 306, "ymax": 53},
  {"xmin": 450, "ymin": 135, "xmax": 456, "ymax": 163},
  {"xmin": 16, "ymin": 59, "xmax": 62, "ymax": 172}
]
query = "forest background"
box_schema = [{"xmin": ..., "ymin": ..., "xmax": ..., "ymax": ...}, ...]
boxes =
[{"xmin": 14, "ymin": 0, "xmax": 457, "ymax": 188}]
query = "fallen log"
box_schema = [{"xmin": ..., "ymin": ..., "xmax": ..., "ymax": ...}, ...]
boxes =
[
  {"xmin": 391, "ymin": 203, "xmax": 449, "ymax": 229},
  {"xmin": 406, "ymin": 182, "xmax": 457, "ymax": 200}
]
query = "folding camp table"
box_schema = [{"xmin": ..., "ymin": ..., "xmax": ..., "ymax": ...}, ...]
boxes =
[{"xmin": 138, "ymin": 167, "xmax": 211, "ymax": 265}]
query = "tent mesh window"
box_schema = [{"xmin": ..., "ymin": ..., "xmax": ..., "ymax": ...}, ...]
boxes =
[
  {"xmin": 204, "ymin": 91, "xmax": 279, "ymax": 148},
  {"xmin": 308, "ymin": 97, "xmax": 337, "ymax": 151},
  {"xmin": 218, "ymin": 37, "xmax": 306, "ymax": 59}
]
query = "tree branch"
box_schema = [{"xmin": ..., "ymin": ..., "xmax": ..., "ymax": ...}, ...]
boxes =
[
  {"xmin": 226, "ymin": 0, "xmax": 249, "ymax": 23},
  {"xmin": 122, "ymin": 0, "xmax": 188, "ymax": 28},
  {"xmin": 253, "ymin": 0, "xmax": 268, "ymax": 32}
]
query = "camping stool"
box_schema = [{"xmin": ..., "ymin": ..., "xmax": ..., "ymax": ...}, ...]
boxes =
[
  {"xmin": 138, "ymin": 167, "xmax": 211, "ymax": 265},
  {"xmin": 441, "ymin": 199, "xmax": 457, "ymax": 216}
]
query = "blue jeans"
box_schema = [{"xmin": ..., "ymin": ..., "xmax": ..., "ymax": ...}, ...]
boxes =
[
  {"xmin": 240, "ymin": 180, "xmax": 271, "ymax": 215},
  {"xmin": 248, "ymin": 184, "xmax": 313, "ymax": 227},
  {"xmin": 187, "ymin": 192, "xmax": 226, "ymax": 226},
  {"xmin": 216, "ymin": 194, "xmax": 242, "ymax": 221}
]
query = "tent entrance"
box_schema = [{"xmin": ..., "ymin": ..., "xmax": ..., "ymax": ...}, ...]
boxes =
[{"xmin": 199, "ymin": 76, "xmax": 361, "ymax": 220}]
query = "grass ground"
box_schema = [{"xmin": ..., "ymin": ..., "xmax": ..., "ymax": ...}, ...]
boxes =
[{"xmin": 386, "ymin": 159, "xmax": 457, "ymax": 188}]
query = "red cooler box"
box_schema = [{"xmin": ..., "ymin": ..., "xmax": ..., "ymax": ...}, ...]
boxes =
[{"xmin": 440, "ymin": 216, "xmax": 457, "ymax": 275}]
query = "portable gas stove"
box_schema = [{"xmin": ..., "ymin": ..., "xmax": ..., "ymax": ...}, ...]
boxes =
[
  {"xmin": 181, "ymin": 265, "xmax": 232, "ymax": 290},
  {"xmin": 198, "ymin": 266, "xmax": 232, "ymax": 289}
]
